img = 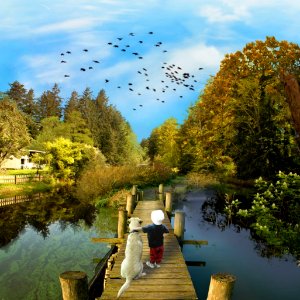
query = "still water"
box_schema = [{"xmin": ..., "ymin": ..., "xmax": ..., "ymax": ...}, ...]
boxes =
[
  {"xmin": 0, "ymin": 192, "xmax": 117, "ymax": 300},
  {"xmin": 171, "ymin": 188, "xmax": 300, "ymax": 300}
]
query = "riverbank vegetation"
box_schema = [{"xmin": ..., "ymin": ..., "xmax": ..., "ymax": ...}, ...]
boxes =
[{"xmin": 1, "ymin": 36, "xmax": 299, "ymax": 258}]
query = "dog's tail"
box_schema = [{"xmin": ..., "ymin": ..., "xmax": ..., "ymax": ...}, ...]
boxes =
[{"xmin": 117, "ymin": 277, "xmax": 132, "ymax": 298}]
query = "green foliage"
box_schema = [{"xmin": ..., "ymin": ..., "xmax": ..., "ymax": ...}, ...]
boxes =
[
  {"xmin": 75, "ymin": 162, "xmax": 174, "ymax": 203},
  {"xmin": 238, "ymin": 171, "xmax": 300, "ymax": 257},
  {"xmin": 145, "ymin": 118, "xmax": 180, "ymax": 168},
  {"xmin": 44, "ymin": 137, "xmax": 100, "ymax": 184},
  {"xmin": 36, "ymin": 83, "xmax": 62, "ymax": 120},
  {"xmin": 0, "ymin": 97, "xmax": 32, "ymax": 167}
]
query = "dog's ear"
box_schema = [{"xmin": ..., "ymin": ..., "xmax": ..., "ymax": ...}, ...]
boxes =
[{"xmin": 127, "ymin": 218, "xmax": 131, "ymax": 225}]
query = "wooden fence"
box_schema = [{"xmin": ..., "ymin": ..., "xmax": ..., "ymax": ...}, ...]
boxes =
[
  {"xmin": 0, "ymin": 193, "xmax": 42, "ymax": 207},
  {"xmin": 0, "ymin": 174, "xmax": 43, "ymax": 184}
]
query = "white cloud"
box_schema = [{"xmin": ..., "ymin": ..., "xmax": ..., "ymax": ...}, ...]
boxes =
[{"xmin": 33, "ymin": 18, "xmax": 100, "ymax": 34}]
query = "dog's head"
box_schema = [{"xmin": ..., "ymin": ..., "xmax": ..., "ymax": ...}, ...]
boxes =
[{"xmin": 127, "ymin": 217, "xmax": 142, "ymax": 231}]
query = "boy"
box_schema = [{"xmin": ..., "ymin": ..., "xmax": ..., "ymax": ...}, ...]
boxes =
[{"xmin": 142, "ymin": 209, "xmax": 169, "ymax": 268}]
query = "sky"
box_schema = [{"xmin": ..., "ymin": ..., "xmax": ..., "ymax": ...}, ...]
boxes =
[{"xmin": 1, "ymin": 0, "xmax": 300, "ymax": 141}]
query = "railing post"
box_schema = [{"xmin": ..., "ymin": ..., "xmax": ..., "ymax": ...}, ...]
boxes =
[
  {"xmin": 126, "ymin": 194, "xmax": 134, "ymax": 217},
  {"xmin": 174, "ymin": 211, "xmax": 185, "ymax": 242},
  {"xmin": 165, "ymin": 192, "xmax": 172, "ymax": 216},
  {"xmin": 132, "ymin": 184, "xmax": 137, "ymax": 202},
  {"xmin": 118, "ymin": 208, "xmax": 127, "ymax": 238},
  {"xmin": 59, "ymin": 271, "xmax": 88, "ymax": 300},
  {"xmin": 158, "ymin": 183, "xmax": 164, "ymax": 201},
  {"xmin": 207, "ymin": 273, "xmax": 236, "ymax": 300}
]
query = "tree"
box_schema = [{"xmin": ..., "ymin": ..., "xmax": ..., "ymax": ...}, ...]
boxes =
[
  {"xmin": 44, "ymin": 137, "xmax": 96, "ymax": 184},
  {"xmin": 64, "ymin": 111, "xmax": 94, "ymax": 145},
  {"xmin": 0, "ymin": 97, "xmax": 31, "ymax": 167},
  {"xmin": 36, "ymin": 83, "xmax": 62, "ymax": 120},
  {"xmin": 64, "ymin": 91, "xmax": 80, "ymax": 121},
  {"xmin": 180, "ymin": 37, "xmax": 300, "ymax": 178},
  {"xmin": 30, "ymin": 116, "xmax": 67, "ymax": 150},
  {"xmin": 7, "ymin": 81, "xmax": 27, "ymax": 110}
]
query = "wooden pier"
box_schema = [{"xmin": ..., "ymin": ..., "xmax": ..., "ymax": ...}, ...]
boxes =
[{"xmin": 98, "ymin": 200, "xmax": 198, "ymax": 300}]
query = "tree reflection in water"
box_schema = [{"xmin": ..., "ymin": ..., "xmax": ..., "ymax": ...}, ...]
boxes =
[{"xmin": 0, "ymin": 190, "xmax": 97, "ymax": 248}]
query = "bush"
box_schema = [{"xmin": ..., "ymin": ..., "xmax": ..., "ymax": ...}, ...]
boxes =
[
  {"xmin": 238, "ymin": 171, "xmax": 300, "ymax": 258},
  {"xmin": 75, "ymin": 162, "xmax": 174, "ymax": 202}
]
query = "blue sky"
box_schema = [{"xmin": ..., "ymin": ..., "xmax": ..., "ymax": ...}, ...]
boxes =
[{"xmin": 1, "ymin": 0, "xmax": 300, "ymax": 141}]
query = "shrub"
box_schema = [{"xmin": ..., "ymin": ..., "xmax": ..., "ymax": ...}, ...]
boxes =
[{"xmin": 75, "ymin": 162, "xmax": 174, "ymax": 202}]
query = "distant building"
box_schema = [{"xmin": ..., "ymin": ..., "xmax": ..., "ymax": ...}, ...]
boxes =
[{"xmin": 1, "ymin": 150, "xmax": 45, "ymax": 170}]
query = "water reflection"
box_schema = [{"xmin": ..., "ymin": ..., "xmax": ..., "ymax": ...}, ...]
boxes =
[
  {"xmin": 0, "ymin": 190, "xmax": 118, "ymax": 300},
  {"xmin": 0, "ymin": 191, "xmax": 97, "ymax": 247},
  {"xmin": 171, "ymin": 188, "xmax": 300, "ymax": 300}
]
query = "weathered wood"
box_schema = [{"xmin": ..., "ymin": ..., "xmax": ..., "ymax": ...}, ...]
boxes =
[
  {"xmin": 117, "ymin": 208, "xmax": 127, "ymax": 238},
  {"xmin": 182, "ymin": 239, "xmax": 208, "ymax": 245},
  {"xmin": 59, "ymin": 271, "xmax": 88, "ymax": 300},
  {"xmin": 158, "ymin": 183, "xmax": 164, "ymax": 194},
  {"xmin": 165, "ymin": 192, "xmax": 172, "ymax": 215},
  {"xmin": 99, "ymin": 200, "xmax": 198, "ymax": 299},
  {"xmin": 126, "ymin": 194, "xmax": 134, "ymax": 216},
  {"xmin": 207, "ymin": 273, "xmax": 236, "ymax": 300},
  {"xmin": 91, "ymin": 238, "xmax": 124, "ymax": 244},
  {"xmin": 174, "ymin": 211, "xmax": 185, "ymax": 242}
]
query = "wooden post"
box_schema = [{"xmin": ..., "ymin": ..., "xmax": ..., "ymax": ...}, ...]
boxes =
[
  {"xmin": 174, "ymin": 211, "xmax": 185, "ymax": 242},
  {"xmin": 118, "ymin": 208, "xmax": 127, "ymax": 238},
  {"xmin": 132, "ymin": 184, "xmax": 137, "ymax": 202},
  {"xmin": 132, "ymin": 185, "xmax": 137, "ymax": 196},
  {"xmin": 158, "ymin": 184, "xmax": 164, "ymax": 201},
  {"xmin": 126, "ymin": 194, "xmax": 134, "ymax": 217},
  {"xmin": 59, "ymin": 271, "xmax": 88, "ymax": 300},
  {"xmin": 165, "ymin": 192, "xmax": 172, "ymax": 215},
  {"xmin": 137, "ymin": 190, "xmax": 144, "ymax": 201},
  {"xmin": 207, "ymin": 273, "xmax": 236, "ymax": 300}
]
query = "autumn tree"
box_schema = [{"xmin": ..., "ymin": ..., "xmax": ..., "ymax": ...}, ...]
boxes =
[
  {"xmin": 180, "ymin": 37, "xmax": 300, "ymax": 178},
  {"xmin": 0, "ymin": 97, "xmax": 31, "ymax": 167}
]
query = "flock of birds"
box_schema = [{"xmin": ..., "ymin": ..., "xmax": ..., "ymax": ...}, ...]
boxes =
[{"xmin": 59, "ymin": 31, "xmax": 204, "ymax": 111}]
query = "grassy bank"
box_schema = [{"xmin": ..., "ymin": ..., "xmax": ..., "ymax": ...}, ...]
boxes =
[
  {"xmin": 0, "ymin": 169, "xmax": 52, "ymax": 198},
  {"xmin": 0, "ymin": 182, "xmax": 52, "ymax": 198}
]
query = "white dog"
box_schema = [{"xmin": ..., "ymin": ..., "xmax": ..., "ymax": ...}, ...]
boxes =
[{"xmin": 117, "ymin": 217, "xmax": 145, "ymax": 298}]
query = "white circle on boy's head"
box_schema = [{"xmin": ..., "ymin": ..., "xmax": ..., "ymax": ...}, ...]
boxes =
[{"xmin": 151, "ymin": 210, "xmax": 164, "ymax": 225}]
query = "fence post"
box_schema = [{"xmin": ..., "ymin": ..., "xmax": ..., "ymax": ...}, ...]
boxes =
[
  {"xmin": 118, "ymin": 208, "xmax": 128, "ymax": 238},
  {"xmin": 207, "ymin": 273, "xmax": 236, "ymax": 300},
  {"xmin": 174, "ymin": 211, "xmax": 185, "ymax": 242},
  {"xmin": 165, "ymin": 192, "xmax": 172, "ymax": 216},
  {"xmin": 158, "ymin": 183, "xmax": 164, "ymax": 201},
  {"xmin": 126, "ymin": 194, "xmax": 134, "ymax": 217},
  {"xmin": 59, "ymin": 271, "xmax": 88, "ymax": 300},
  {"xmin": 132, "ymin": 185, "xmax": 137, "ymax": 202}
]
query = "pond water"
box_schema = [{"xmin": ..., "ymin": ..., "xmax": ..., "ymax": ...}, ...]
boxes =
[
  {"xmin": 170, "ymin": 188, "xmax": 300, "ymax": 300},
  {"xmin": 0, "ymin": 192, "xmax": 118, "ymax": 300}
]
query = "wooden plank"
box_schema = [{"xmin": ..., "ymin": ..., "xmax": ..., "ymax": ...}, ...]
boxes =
[
  {"xmin": 182, "ymin": 239, "xmax": 208, "ymax": 246},
  {"xmin": 91, "ymin": 238, "xmax": 124, "ymax": 244},
  {"xmin": 99, "ymin": 200, "xmax": 198, "ymax": 299}
]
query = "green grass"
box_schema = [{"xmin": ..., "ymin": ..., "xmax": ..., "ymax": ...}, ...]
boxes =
[
  {"xmin": 0, "ymin": 181, "xmax": 52, "ymax": 198},
  {"xmin": 5, "ymin": 169, "xmax": 48, "ymax": 175}
]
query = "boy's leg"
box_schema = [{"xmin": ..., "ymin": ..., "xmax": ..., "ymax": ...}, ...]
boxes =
[{"xmin": 153, "ymin": 245, "xmax": 164, "ymax": 264}]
